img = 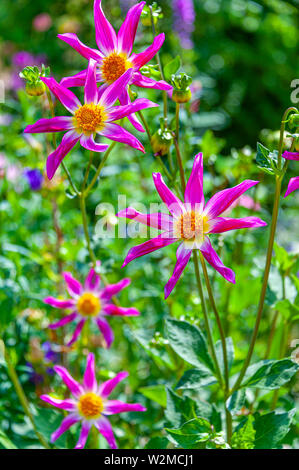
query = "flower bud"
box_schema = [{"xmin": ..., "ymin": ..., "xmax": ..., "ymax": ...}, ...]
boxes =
[
  {"xmin": 141, "ymin": 3, "xmax": 162, "ymax": 27},
  {"xmin": 19, "ymin": 64, "xmax": 50, "ymax": 97},
  {"xmin": 289, "ymin": 113, "xmax": 299, "ymax": 129},
  {"xmin": 171, "ymin": 73, "xmax": 193, "ymax": 103},
  {"xmin": 151, "ymin": 128, "xmax": 173, "ymax": 156}
]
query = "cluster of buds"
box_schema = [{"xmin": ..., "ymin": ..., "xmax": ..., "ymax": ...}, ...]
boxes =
[
  {"xmin": 151, "ymin": 118, "xmax": 173, "ymax": 156},
  {"xmin": 141, "ymin": 2, "xmax": 163, "ymax": 27},
  {"xmin": 171, "ymin": 72, "xmax": 193, "ymax": 103},
  {"xmin": 19, "ymin": 64, "xmax": 50, "ymax": 96},
  {"xmin": 288, "ymin": 113, "xmax": 299, "ymax": 130}
]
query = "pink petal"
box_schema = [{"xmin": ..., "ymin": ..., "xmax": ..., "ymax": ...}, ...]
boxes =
[
  {"xmin": 107, "ymin": 98, "xmax": 158, "ymax": 123},
  {"xmin": 132, "ymin": 71, "xmax": 172, "ymax": 91},
  {"xmin": 122, "ymin": 234, "xmax": 177, "ymax": 267},
  {"xmin": 49, "ymin": 312, "xmax": 78, "ymax": 330},
  {"xmin": 284, "ymin": 176, "xmax": 299, "ymax": 198},
  {"xmin": 84, "ymin": 59, "xmax": 99, "ymax": 104},
  {"xmin": 117, "ymin": 2, "xmax": 146, "ymax": 55},
  {"xmin": 99, "ymin": 122, "xmax": 144, "ymax": 152},
  {"xmin": 57, "ymin": 33, "xmax": 103, "ymax": 60},
  {"xmin": 282, "ymin": 151, "xmax": 299, "ymax": 161},
  {"xmin": 41, "ymin": 77, "xmax": 81, "ymax": 114},
  {"xmin": 44, "ymin": 297, "xmax": 75, "ymax": 309},
  {"xmin": 152, "ymin": 172, "xmax": 185, "ymax": 216},
  {"xmin": 119, "ymin": 88, "xmax": 144, "ymax": 132},
  {"xmin": 164, "ymin": 243, "xmax": 192, "ymax": 299},
  {"xmin": 184, "ymin": 153, "xmax": 204, "ymax": 207},
  {"xmin": 53, "ymin": 366, "xmax": 84, "ymax": 397},
  {"xmin": 104, "ymin": 400, "xmax": 146, "ymax": 415},
  {"xmin": 24, "ymin": 117, "xmax": 73, "ymax": 134},
  {"xmin": 99, "ymin": 69, "xmax": 134, "ymax": 108},
  {"xmin": 83, "ymin": 353, "xmax": 97, "ymax": 392},
  {"xmin": 46, "ymin": 130, "xmax": 80, "ymax": 180},
  {"xmin": 117, "ymin": 207, "xmax": 173, "ymax": 231},
  {"xmin": 200, "ymin": 237, "xmax": 235, "ymax": 284},
  {"xmin": 131, "ymin": 33, "xmax": 165, "ymax": 69},
  {"xmin": 101, "ymin": 278, "xmax": 131, "ymax": 299},
  {"xmin": 80, "ymin": 134, "xmax": 109, "ymax": 153},
  {"xmin": 61, "ymin": 69, "xmax": 89, "ymax": 88},
  {"xmin": 95, "ymin": 317, "xmax": 114, "ymax": 348},
  {"xmin": 103, "ymin": 304, "xmax": 140, "ymax": 316},
  {"xmin": 204, "ymin": 180, "xmax": 259, "ymax": 218},
  {"xmin": 209, "ymin": 216, "xmax": 267, "ymax": 234},
  {"xmin": 94, "ymin": 417, "xmax": 117, "ymax": 449},
  {"xmin": 63, "ymin": 272, "xmax": 82, "ymax": 297},
  {"xmin": 67, "ymin": 319, "xmax": 86, "ymax": 347},
  {"xmin": 51, "ymin": 414, "xmax": 80, "ymax": 442},
  {"xmin": 74, "ymin": 422, "xmax": 91, "ymax": 449},
  {"xmin": 84, "ymin": 264, "xmax": 101, "ymax": 291},
  {"xmin": 98, "ymin": 371, "xmax": 129, "ymax": 398},
  {"xmin": 94, "ymin": 0, "xmax": 117, "ymax": 54},
  {"xmin": 40, "ymin": 394, "xmax": 77, "ymax": 411}
]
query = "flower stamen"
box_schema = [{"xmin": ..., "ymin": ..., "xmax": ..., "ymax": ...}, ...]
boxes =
[
  {"xmin": 74, "ymin": 104, "xmax": 106, "ymax": 135},
  {"xmin": 77, "ymin": 293, "xmax": 101, "ymax": 317},
  {"xmin": 78, "ymin": 392, "xmax": 103, "ymax": 419},
  {"xmin": 174, "ymin": 211, "xmax": 210, "ymax": 242},
  {"xmin": 101, "ymin": 52, "xmax": 132, "ymax": 83}
]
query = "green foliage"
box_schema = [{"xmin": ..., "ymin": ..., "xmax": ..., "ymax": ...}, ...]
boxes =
[
  {"xmin": 231, "ymin": 415, "xmax": 256, "ymax": 449},
  {"xmin": 254, "ymin": 409, "xmax": 296, "ymax": 449}
]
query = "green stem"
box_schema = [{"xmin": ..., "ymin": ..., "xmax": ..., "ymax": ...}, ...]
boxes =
[
  {"xmin": 199, "ymin": 252, "xmax": 232, "ymax": 442},
  {"xmin": 175, "ymin": 103, "xmax": 180, "ymax": 141},
  {"xmin": 173, "ymin": 137, "xmax": 186, "ymax": 193},
  {"xmin": 193, "ymin": 251, "xmax": 224, "ymax": 388},
  {"xmin": 4, "ymin": 344, "xmax": 50, "ymax": 448},
  {"xmin": 85, "ymin": 143, "xmax": 116, "ymax": 195},
  {"xmin": 45, "ymin": 87, "xmax": 79, "ymax": 195},
  {"xmin": 80, "ymin": 192, "xmax": 97, "ymax": 268},
  {"xmin": 231, "ymin": 175, "xmax": 282, "ymax": 393}
]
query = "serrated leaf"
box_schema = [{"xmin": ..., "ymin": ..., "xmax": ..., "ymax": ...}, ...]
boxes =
[
  {"xmin": 164, "ymin": 388, "xmax": 196, "ymax": 428},
  {"xmin": 176, "ymin": 367, "xmax": 217, "ymax": 390},
  {"xmin": 242, "ymin": 359, "xmax": 299, "ymax": 389},
  {"xmin": 165, "ymin": 418, "xmax": 212, "ymax": 449},
  {"xmin": 231, "ymin": 415, "xmax": 255, "ymax": 449},
  {"xmin": 164, "ymin": 56, "xmax": 181, "ymax": 82},
  {"xmin": 226, "ymin": 388, "xmax": 246, "ymax": 414},
  {"xmin": 165, "ymin": 318, "xmax": 214, "ymax": 372},
  {"xmin": 139, "ymin": 385, "xmax": 167, "ymax": 407},
  {"xmin": 254, "ymin": 409, "xmax": 296, "ymax": 449}
]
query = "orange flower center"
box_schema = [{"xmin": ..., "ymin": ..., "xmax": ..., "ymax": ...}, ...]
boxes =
[
  {"xmin": 174, "ymin": 211, "xmax": 210, "ymax": 242},
  {"xmin": 78, "ymin": 392, "xmax": 103, "ymax": 419},
  {"xmin": 101, "ymin": 52, "xmax": 132, "ymax": 83},
  {"xmin": 77, "ymin": 293, "xmax": 101, "ymax": 317},
  {"xmin": 74, "ymin": 103, "xmax": 106, "ymax": 135}
]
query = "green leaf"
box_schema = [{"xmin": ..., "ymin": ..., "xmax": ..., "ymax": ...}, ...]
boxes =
[
  {"xmin": 176, "ymin": 367, "xmax": 217, "ymax": 390},
  {"xmin": 164, "ymin": 388, "xmax": 196, "ymax": 428},
  {"xmin": 138, "ymin": 385, "xmax": 167, "ymax": 407},
  {"xmin": 231, "ymin": 415, "xmax": 255, "ymax": 449},
  {"xmin": 275, "ymin": 299, "xmax": 299, "ymax": 321},
  {"xmin": 226, "ymin": 389, "xmax": 246, "ymax": 414},
  {"xmin": 215, "ymin": 337, "xmax": 234, "ymax": 375},
  {"xmin": 256, "ymin": 142, "xmax": 280, "ymax": 175},
  {"xmin": 0, "ymin": 429, "xmax": 18, "ymax": 449},
  {"xmin": 273, "ymin": 242, "xmax": 296, "ymax": 273},
  {"xmin": 242, "ymin": 359, "xmax": 299, "ymax": 389},
  {"xmin": 34, "ymin": 408, "xmax": 67, "ymax": 448},
  {"xmin": 145, "ymin": 437, "xmax": 169, "ymax": 449},
  {"xmin": 165, "ymin": 418, "xmax": 212, "ymax": 449},
  {"xmin": 254, "ymin": 409, "xmax": 296, "ymax": 449},
  {"xmin": 165, "ymin": 318, "xmax": 214, "ymax": 371},
  {"xmin": 164, "ymin": 56, "xmax": 181, "ymax": 82}
]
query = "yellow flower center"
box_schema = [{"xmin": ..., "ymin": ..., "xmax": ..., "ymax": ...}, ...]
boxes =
[
  {"xmin": 74, "ymin": 103, "xmax": 106, "ymax": 135},
  {"xmin": 101, "ymin": 52, "xmax": 132, "ymax": 83},
  {"xmin": 174, "ymin": 211, "xmax": 210, "ymax": 242},
  {"xmin": 77, "ymin": 293, "xmax": 101, "ymax": 317},
  {"xmin": 78, "ymin": 392, "xmax": 103, "ymax": 419}
]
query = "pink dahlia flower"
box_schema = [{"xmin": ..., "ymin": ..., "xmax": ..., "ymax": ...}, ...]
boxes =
[
  {"xmin": 40, "ymin": 353, "xmax": 146, "ymax": 449},
  {"xmin": 44, "ymin": 264, "xmax": 140, "ymax": 347},
  {"xmin": 24, "ymin": 59, "xmax": 158, "ymax": 179},
  {"xmin": 282, "ymin": 151, "xmax": 299, "ymax": 198},
  {"xmin": 117, "ymin": 153, "xmax": 267, "ymax": 298},
  {"xmin": 58, "ymin": 0, "xmax": 171, "ymax": 132}
]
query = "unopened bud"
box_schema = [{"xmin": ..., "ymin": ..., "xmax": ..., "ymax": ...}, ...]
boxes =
[
  {"xmin": 141, "ymin": 3, "xmax": 162, "ymax": 27},
  {"xmin": 289, "ymin": 113, "xmax": 299, "ymax": 129},
  {"xmin": 151, "ymin": 128, "xmax": 173, "ymax": 156},
  {"xmin": 19, "ymin": 64, "xmax": 50, "ymax": 97},
  {"xmin": 171, "ymin": 73, "xmax": 193, "ymax": 103}
]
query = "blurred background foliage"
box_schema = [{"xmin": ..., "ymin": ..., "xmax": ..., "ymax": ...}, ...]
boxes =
[{"xmin": 0, "ymin": 0, "xmax": 298, "ymax": 449}]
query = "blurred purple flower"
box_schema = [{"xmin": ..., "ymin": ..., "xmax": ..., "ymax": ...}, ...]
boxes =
[
  {"xmin": 11, "ymin": 51, "xmax": 46, "ymax": 90},
  {"xmin": 172, "ymin": 0, "xmax": 195, "ymax": 49},
  {"xmin": 24, "ymin": 168, "xmax": 44, "ymax": 191}
]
